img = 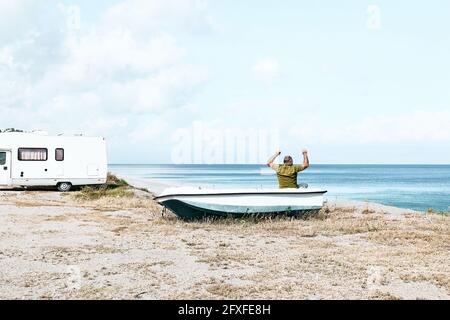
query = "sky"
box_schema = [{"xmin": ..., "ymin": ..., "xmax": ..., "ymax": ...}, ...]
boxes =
[{"xmin": 0, "ymin": 0, "xmax": 449, "ymax": 164}]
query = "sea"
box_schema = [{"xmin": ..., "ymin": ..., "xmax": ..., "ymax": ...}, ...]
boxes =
[{"xmin": 109, "ymin": 164, "xmax": 450, "ymax": 212}]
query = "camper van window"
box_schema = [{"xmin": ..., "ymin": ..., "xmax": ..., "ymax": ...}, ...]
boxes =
[
  {"xmin": 55, "ymin": 148, "xmax": 64, "ymax": 161},
  {"xmin": 0, "ymin": 152, "xmax": 6, "ymax": 165},
  {"xmin": 18, "ymin": 148, "xmax": 48, "ymax": 161}
]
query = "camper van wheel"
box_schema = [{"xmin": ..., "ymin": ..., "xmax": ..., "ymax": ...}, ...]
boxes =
[{"xmin": 57, "ymin": 182, "xmax": 72, "ymax": 192}]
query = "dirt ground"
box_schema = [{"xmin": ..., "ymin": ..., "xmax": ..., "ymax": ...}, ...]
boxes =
[{"xmin": 0, "ymin": 189, "xmax": 449, "ymax": 300}]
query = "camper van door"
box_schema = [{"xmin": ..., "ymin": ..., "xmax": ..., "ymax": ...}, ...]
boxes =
[{"xmin": 0, "ymin": 150, "xmax": 11, "ymax": 185}]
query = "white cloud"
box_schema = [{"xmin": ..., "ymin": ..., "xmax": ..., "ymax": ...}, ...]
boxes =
[
  {"xmin": 290, "ymin": 111, "xmax": 450, "ymax": 144},
  {"xmin": 64, "ymin": 31, "xmax": 185, "ymax": 81},
  {"xmin": 197, "ymin": 97, "xmax": 450, "ymax": 152},
  {"xmin": 102, "ymin": 0, "xmax": 214, "ymax": 34},
  {"xmin": 252, "ymin": 58, "xmax": 280, "ymax": 83},
  {"xmin": 128, "ymin": 119, "xmax": 168, "ymax": 143},
  {"xmin": 0, "ymin": 0, "xmax": 57, "ymax": 42},
  {"xmin": 0, "ymin": 0, "xmax": 211, "ymax": 151}
]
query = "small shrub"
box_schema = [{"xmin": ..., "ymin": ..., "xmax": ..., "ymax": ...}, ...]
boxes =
[
  {"xmin": 74, "ymin": 173, "xmax": 133, "ymax": 200},
  {"xmin": 106, "ymin": 173, "xmax": 129, "ymax": 188}
]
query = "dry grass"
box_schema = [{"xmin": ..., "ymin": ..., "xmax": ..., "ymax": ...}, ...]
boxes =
[
  {"xmin": 83, "ymin": 195, "xmax": 160, "ymax": 211},
  {"xmin": 206, "ymin": 282, "xmax": 245, "ymax": 299},
  {"xmin": 1, "ymin": 181, "xmax": 449, "ymax": 300},
  {"xmin": 171, "ymin": 205, "xmax": 388, "ymax": 239},
  {"xmin": 70, "ymin": 173, "xmax": 161, "ymax": 212},
  {"xmin": 74, "ymin": 173, "xmax": 133, "ymax": 201},
  {"xmin": 154, "ymin": 203, "xmax": 450, "ymax": 299},
  {"xmin": 196, "ymin": 251, "xmax": 255, "ymax": 268},
  {"xmin": 369, "ymin": 291, "xmax": 401, "ymax": 300}
]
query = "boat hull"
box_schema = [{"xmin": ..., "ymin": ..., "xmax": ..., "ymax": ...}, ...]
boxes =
[
  {"xmin": 155, "ymin": 188, "xmax": 327, "ymax": 220},
  {"xmin": 160, "ymin": 199, "xmax": 322, "ymax": 219}
]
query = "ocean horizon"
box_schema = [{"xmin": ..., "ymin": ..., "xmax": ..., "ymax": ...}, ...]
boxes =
[{"xmin": 109, "ymin": 164, "xmax": 450, "ymax": 213}]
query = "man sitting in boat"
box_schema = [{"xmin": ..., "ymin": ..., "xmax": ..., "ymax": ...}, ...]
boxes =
[{"xmin": 267, "ymin": 149, "xmax": 309, "ymax": 189}]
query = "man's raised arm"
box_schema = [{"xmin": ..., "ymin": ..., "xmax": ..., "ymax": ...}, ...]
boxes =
[
  {"xmin": 302, "ymin": 149, "xmax": 310, "ymax": 169},
  {"xmin": 267, "ymin": 150, "xmax": 281, "ymax": 167}
]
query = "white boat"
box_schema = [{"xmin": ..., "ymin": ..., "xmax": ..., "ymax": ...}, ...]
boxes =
[{"xmin": 154, "ymin": 187, "xmax": 327, "ymax": 219}]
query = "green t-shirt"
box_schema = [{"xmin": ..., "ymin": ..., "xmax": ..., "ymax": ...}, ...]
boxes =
[{"xmin": 272, "ymin": 164, "xmax": 306, "ymax": 189}]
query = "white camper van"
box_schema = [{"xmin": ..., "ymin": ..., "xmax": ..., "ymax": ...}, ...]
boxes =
[{"xmin": 0, "ymin": 131, "xmax": 107, "ymax": 191}]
